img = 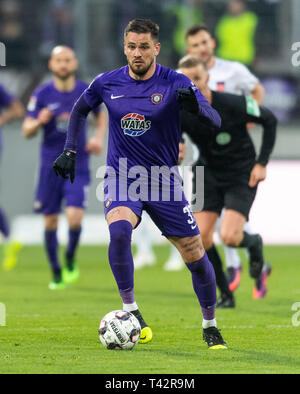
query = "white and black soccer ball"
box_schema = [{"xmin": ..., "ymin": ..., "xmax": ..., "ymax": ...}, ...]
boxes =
[{"xmin": 98, "ymin": 310, "xmax": 141, "ymax": 350}]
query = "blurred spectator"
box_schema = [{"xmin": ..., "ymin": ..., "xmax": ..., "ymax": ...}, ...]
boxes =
[
  {"xmin": 0, "ymin": 0, "xmax": 28, "ymax": 67},
  {"xmin": 169, "ymin": 0, "xmax": 204, "ymax": 58},
  {"xmin": 215, "ymin": 0, "xmax": 258, "ymax": 66},
  {"xmin": 40, "ymin": 0, "xmax": 74, "ymax": 58}
]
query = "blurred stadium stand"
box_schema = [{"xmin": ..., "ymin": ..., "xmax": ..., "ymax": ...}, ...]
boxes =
[{"xmin": 0, "ymin": 0, "xmax": 299, "ymax": 244}]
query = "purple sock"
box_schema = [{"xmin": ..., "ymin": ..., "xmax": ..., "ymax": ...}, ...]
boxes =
[
  {"xmin": 66, "ymin": 227, "xmax": 82, "ymax": 260},
  {"xmin": 45, "ymin": 230, "xmax": 60, "ymax": 272},
  {"xmin": 0, "ymin": 208, "xmax": 10, "ymax": 238},
  {"xmin": 119, "ymin": 288, "xmax": 135, "ymax": 304},
  {"xmin": 108, "ymin": 221, "xmax": 135, "ymax": 302},
  {"xmin": 185, "ymin": 252, "xmax": 216, "ymax": 321}
]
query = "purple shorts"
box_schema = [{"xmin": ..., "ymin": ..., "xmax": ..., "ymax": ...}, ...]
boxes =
[
  {"xmin": 34, "ymin": 166, "xmax": 90, "ymax": 215},
  {"xmin": 103, "ymin": 177, "xmax": 200, "ymax": 238}
]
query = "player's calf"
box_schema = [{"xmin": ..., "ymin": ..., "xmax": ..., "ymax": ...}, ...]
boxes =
[
  {"xmin": 206, "ymin": 244, "xmax": 235, "ymax": 306},
  {"xmin": 186, "ymin": 256, "xmax": 228, "ymax": 349},
  {"xmin": 239, "ymin": 232, "xmax": 264, "ymax": 279},
  {"xmin": 108, "ymin": 220, "xmax": 153, "ymax": 343}
]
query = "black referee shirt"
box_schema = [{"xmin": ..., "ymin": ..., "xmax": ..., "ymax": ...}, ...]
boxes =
[{"xmin": 181, "ymin": 91, "xmax": 277, "ymax": 176}]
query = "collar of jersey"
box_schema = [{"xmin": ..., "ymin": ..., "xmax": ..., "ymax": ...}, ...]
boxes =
[{"xmin": 51, "ymin": 80, "xmax": 78, "ymax": 94}]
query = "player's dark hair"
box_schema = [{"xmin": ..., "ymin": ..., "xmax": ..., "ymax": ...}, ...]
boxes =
[
  {"xmin": 124, "ymin": 18, "xmax": 159, "ymax": 42},
  {"xmin": 185, "ymin": 24, "xmax": 212, "ymax": 40},
  {"xmin": 178, "ymin": 55, "xmax": 207, "ymax": 70}
]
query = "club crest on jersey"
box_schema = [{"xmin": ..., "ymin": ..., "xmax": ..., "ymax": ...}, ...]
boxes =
[
  {"xmin": 27, "ymin": 96, "xmax": 37, "ymax": 112},
  {"xmin": 105, "ymin": 198, "xmax": 112, "ymax": 209},
  {"xmin": 151, "ymin": 93, "xmax": 163, "ymax": 105},
  {"xmin": 121, "ymin": 113, "xmax": 151, "ymax": 137},
  {"xmin": 56, "ymin": 112, "xmax": 70, "ymax": 133}
]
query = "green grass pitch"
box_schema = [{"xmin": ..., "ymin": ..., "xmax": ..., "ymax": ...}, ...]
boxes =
[{"xmin": 0, "ymin": 245, "xmax": 300, "ymax": 374}]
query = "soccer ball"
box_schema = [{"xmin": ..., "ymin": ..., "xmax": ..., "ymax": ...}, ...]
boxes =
[{"xmin": 98, "ymin": 310, "xmax": 141, "ymax": 350}]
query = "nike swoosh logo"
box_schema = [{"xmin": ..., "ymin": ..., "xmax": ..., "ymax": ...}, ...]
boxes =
[
  {"xmin": 111, "ymin": 94, "xmax": 124, "ymax": 99},
  {"xmin": 140, "ymin": 336, "xmax": 146, "ymax": 340}
]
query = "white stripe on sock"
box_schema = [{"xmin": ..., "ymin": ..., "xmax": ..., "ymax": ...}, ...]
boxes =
[
  {"xmin": 202, "ymin": 319, "xmax": 217, "ymax": 329},
  {"xmin": 123, "ymin": 302, "xmax": 138, "ymax": 312}
]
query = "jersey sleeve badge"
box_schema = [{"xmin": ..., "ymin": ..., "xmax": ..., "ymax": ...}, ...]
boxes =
[
  {"xmin": 27, "ymin": 96, "xmax": 37, "ymax": 112},
  {"xmin": 246, "ymin": 96, "xmax": 261, "ymax": 117}
]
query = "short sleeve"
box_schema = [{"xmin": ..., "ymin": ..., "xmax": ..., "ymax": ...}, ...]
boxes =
[
  {"xmin": 234, "ymin": 63, "xmax": 259, "ymax": 95},
  {"xmin": 26, "ymin": 89, "xmax": 44, "ymax": 119}
]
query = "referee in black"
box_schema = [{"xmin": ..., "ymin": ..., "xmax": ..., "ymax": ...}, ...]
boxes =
[{"xmin": 178, "ymin": 55, "xmax": 277, "ymax": 307}]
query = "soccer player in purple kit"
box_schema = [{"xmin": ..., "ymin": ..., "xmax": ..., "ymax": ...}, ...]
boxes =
[
  {"xmin": 53, "ymin": 19, "xmax": 228, "ymax": 349},
  {"xmin": 0, "ymin": 84, "xmax": 25, "ymax": 270},
  {"xmin": 22, "ymin": 46, "xmax": 107, "ymax": 290}
]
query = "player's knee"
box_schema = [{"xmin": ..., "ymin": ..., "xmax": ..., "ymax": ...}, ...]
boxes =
[
  {"xmin": 220, "ymin": 229, "xmax": 241, "ymax": 247},
  {"xmin": 66, "ymin": 208, "xmax": 83, "ymax": 229},
  {"xmin": 68, "ymin": 218, "xmax": 82, "ymax": 231},
  {"xmin": 44, "ymin": 215, "xmax": 58, "ymax": 231},
  {"xmin": 201, "ymin": 232, "xmax": 214, "ymax": 250},
  {"xmin": 177, "ymin": 235, "xmax": 205, "ymax": 263}
]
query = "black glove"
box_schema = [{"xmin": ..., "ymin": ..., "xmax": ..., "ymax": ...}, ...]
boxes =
[
  {"xmin": 53, "ymin": 150, "xmax": 76, "ymax": 183},
  {"xmin": 176, "ymin": 86, "xmax": 199, "ymax": 114}
]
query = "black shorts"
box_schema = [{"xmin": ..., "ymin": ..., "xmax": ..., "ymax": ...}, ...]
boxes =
[{"xmin": 192, "ymin": 165, "xmax": 257, "ymax": 220}]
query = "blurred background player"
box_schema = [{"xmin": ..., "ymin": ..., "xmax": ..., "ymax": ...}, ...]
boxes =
[
  {"xmin": 184, "ymin": 23, "xmax": 265, "ymax": 294},
  {"xmin": 215, "ymin": 0, "xmax": 258, "ymax": 67},
  {"xmin": 179, "ymin": 55, "xmax": 276, "ymax": 306},
  {"xmin": 185, "ymin": 24, "xmax": 264, "ymax": 101},
  {"xmin": 0, "ymin": 83, "xmax": 24, "ymax": 270},
  {"xmin": 22, "ymin": 46, "xmax": 107, "ymax": 290}
]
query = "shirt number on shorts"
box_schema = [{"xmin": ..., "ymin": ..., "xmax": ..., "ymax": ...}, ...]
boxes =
[{"xmin": 183, "ymin": 205, "xmax": 197, "ymax": 230}]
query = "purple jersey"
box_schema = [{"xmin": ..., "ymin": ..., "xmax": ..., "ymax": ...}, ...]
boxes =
[
  {"xmin": 65, "ymin": 65, "xmax": 220, "ymax": 180},
  {"xmin": 27, "ymin": 80, "xmax": 100, "ymax": 170},
  {"xmin": 0, "ymin": 84, "xmax": 14, "ymax": 111},
  {"xmin": 0, "ymin": 84, "xmax": 14, "ymax": 155}
]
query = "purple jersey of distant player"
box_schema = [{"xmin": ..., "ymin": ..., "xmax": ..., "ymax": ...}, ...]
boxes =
[
  {"xmin": 27, "ymin": 80, "xmax": 101, "ymax": 170},
  {"xmin": 0, "ymin": 84, "xmax": 15, "ymax": 157},
  {"xmin": 65, "ymin": 64, "xmax": 220, "ymax": 175}
]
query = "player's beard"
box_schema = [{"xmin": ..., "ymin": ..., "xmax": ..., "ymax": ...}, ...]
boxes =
[
  {"xmin": 53, "ymin": 70, "xmax": 75, "ymax": 81},
  {"xmin": 203, "ymin": 52, "xmax": 214, "ymax": 68},
  {"xmin": 129, "ymin": 57, "xmax": 154, "ymax": 77}
]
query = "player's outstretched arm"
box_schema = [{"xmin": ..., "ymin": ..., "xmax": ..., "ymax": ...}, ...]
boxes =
[
  {"xmin": 255, "ymin": 106, "xmax": 277, "ymax": 167},
  {"xmin": 0, "ymin": 100, "xmax": 25, "ymax": 127},
  {"xmin": 176, "ymin": 87, "xmax": 221, "ymax": 128},
  {"xmin": 243, "ymin": 99, "xmax": 277, "ymax": 167},
  {"xmin": 53, "ymin": 94, "xmax": 93, "ymax": 183},
  {"xmin": 64, "ymin": 94, "xmax": 93, "ymax": 152},
  {"xmin": 247, "ymin": 104, "xmax": 277, "ymax": 187},
  {"xmin": 22, "ymin": 109, "xmax": 53, "ymax": 138}
]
